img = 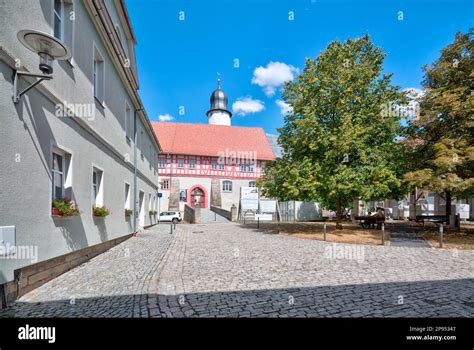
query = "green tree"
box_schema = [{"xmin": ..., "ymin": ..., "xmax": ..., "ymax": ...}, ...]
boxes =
[
  {"xmin": 404, "ymin": 30, "xmax": 474, "ymax": 223},
  {"xmin": 259, "ymin": 35, "xmax": 407, "ymax": 229}
]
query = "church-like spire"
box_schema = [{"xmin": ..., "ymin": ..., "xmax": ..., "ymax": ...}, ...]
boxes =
[{"xmin": 207, "ymin": 78, "xmax": 232, "ymax": 126}]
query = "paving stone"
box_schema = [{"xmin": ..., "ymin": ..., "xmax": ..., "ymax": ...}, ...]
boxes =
[{"xmin": 2, "ymin": 222, "xmax": 473, "ymax": 318}]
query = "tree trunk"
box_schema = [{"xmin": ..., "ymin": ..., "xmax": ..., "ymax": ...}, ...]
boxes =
[
  {"xmin": 336, "ymin": 197, "xmax": 343, "ymax": 229},
  {"xmin": 445, "ymin": 191, "xmax": 451, "ymax": 225}
]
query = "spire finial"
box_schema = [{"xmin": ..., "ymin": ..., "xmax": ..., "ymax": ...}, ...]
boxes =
[{"xmin": 217, "ymin": 72, "xmax": 221, "ymax": 88}]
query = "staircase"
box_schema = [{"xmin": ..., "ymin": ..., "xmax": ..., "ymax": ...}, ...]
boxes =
[{"xmin": 200, "ymin": 208, "xmax": 230, "ymax": 224}]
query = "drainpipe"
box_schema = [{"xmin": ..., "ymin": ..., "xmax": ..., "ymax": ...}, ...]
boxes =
[{"xmin": 133, "ymin": 108, "xmax": 143, "ymax": 233}]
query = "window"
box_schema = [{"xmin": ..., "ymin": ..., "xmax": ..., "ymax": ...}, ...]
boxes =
[
  {"xmin": 240, "ymin": 163, "xmax": 246, "ymax": 172},
  {"xmin": 189, "ymin": 159, "xmax": 196, "ymax": 169},
  {"xmin": 125, "ymin": 103, "xmax": 132, "ymax": 141},
  {"xmin": 159, "ymin": 158, "xmax": 166, "ymax": 168},
  {"xmin": 178, "ymin": 159, "xmax": 184, "ymax": 168},
  {"xmin": 161, "ymin": 180, "xmax": 170, "ymax": 189},
  {"xmin": 248, "ymin": 162, "xmax": 254, "ymax": 172},
  {"xmin": 249, "ymin": 181, "xmax": 257, "ymax": 188},
  {"xmin": 211, "ymin": 160, "xmax": 217, "ymax": 169},
  {"xmin": 93, "ymin": 46, "xmax": 104, "ymax": 102},
  {"xmin": 52, "ymin": 152, "xmax": 64, "ymax": 200},
  {"xmin": 124, "ymin": 183, "xmax": 130, "ymax": 209},
  {"xmin": 222, "ymin": 180, "xmax": 232, "ymax": 192},
  {"xmin": 219, "ymin": 161, "xmax": 225, "ymax": 171},
  {"xmin": 52, "ymin": 148, "xmax": 72, "ymax": 201},
  {"xmin": 92, "ymin": 167, "xmax": 104, "ymax": 207},
  {"xmin": 53, "ymin": 0, "xmax": 63, "ymax": 40},
  {"xmin": 140, "ymin": 130, "xmax": 144, "ymax": 157}
]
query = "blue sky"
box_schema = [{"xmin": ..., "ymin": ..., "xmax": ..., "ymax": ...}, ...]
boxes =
[{"xmin": 126, "ymin": 0, "xmax": 473, "ymax": 133}]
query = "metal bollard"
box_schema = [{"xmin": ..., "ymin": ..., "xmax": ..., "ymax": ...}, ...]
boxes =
[
  {"xmin": 323, "ymin": 223, "xmax": 327, "ymax": 241},
  {"xmin": 439, "ymin": 224, "xmax": 443, "ymax": 248},
  {"xmin": 381, "ymin": 223, "xmax": 385, "ymax": 245},
  {"xmin": 170, "ymin": 224, "xmax": 173, "ymax": 234}
]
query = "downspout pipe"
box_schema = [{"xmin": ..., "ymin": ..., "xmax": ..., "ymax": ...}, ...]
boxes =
[{"xmin": 134, "ymin": 108, "xmax": 143, "ymax": 233}]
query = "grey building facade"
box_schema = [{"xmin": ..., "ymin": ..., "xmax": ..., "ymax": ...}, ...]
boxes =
[{"xmin": 0, "ymin": 0, "xmax": 160, "ymax": 285}]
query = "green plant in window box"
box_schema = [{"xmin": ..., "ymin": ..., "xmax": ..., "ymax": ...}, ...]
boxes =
[
  {"xmin": 149, "ymin": 210, "xmax": 157, "ymax": 216},
  {"xmin": 52, "ymin": 197, "xmax": 80, "ymax": 217},
  {"xmin": 93, "ymin": 206, "xmax": 110, "ymax": 217},
  {"xmin": 125, "ymin": 208, "xmax": 133, "ymax": 217}
]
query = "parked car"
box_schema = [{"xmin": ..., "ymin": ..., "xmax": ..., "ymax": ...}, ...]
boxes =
[{"xmin": 159, "ymin": 211, "xmax": 181, "ymax": 224}]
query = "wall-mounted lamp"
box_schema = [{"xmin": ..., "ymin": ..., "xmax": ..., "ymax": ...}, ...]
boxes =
[{"xmin": 13, "ymin": 30, "xmax": 72, "ymax": 104}]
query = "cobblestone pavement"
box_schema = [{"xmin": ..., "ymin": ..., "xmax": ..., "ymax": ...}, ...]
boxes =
[
  {"xmin": 148, "ymin": 223, "xmax": 474, "ymax": 317},
  {"xmin": 1, "ymin": 225, "xmax": 174, "ymax": 318},
  {"xmin": 2, "ymin": 223, "xmax": 473, "ymax": 318}
]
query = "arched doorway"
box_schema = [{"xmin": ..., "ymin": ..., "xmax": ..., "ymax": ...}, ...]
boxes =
[
  {"xmin": 188, "ymin": 185, "xmax": 207, "ymax": 208},
  {"xmin": 191, "ymin": 187, "xmax": 205, "ymax": 208}
]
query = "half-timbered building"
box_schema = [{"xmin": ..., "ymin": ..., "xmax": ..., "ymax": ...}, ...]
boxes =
[{"xmin": 151, "ymin": 80, "xmax": 275, "ymax": 212}]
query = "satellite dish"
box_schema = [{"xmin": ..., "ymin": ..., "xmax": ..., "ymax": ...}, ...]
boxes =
[{"xmin": 17, "ymin": 30, "xmax": 72, "ymax": 74}]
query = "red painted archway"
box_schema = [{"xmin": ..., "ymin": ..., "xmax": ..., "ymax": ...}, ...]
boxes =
[{"xmin": 187, "ymin": 185, "xmax": 208, "ymax": 208}]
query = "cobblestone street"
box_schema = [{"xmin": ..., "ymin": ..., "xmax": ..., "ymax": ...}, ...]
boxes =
[
  {"xmin": 2, "ymin": 223, "xmax": 473, "ymax": 317},
  {"xmin": 1, "ymin": 225, "xmax": 174, "ymax": 318}
]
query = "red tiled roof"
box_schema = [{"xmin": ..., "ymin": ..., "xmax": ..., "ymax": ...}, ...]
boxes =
[{"xmin": 151, "ymin": 122, "xmax": 275, "ymax": 160}]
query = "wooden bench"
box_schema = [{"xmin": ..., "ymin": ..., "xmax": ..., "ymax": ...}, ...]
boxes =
[
  {"xmin": 415, "ymin": 215, "xmax": 448, "ymax": 226},
  {"xmin": 355, "ymin": 215, "xmax": 385, "ymax": 229}
]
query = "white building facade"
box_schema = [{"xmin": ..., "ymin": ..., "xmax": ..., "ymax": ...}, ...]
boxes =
[{"xmin": 0, "ymin": 0, "xmax": 160, "ymax": 286}]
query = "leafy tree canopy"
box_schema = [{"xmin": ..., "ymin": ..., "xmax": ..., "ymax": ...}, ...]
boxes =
[{"xmin": 259, "ymin": 34, "xmax": 408, "ymax": 227}]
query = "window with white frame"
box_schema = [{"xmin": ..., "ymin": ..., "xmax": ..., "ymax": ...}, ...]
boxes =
[
  {"xmin": 52, "ymin": 148, "xmax": 72, "ymax": 200},
  {"xmin": 161, "ymin": 179, "xmax": 170, "ymax": 189},
  {"xmin": 92, "ymin": 167, "xmax": 104, "ymax": 207},
  {"xmin": 222, "ymin": 180, "xmax": 232, "ymax": 192},
  {"xmin": 93, "ymin": 46, "xmax": 104, "ymax": 102},
  {"xmin": 178, "ymin": 159, "xmax": 184, "ymax": 168},
  {"xmin": 211, "ymin": 160, "xmax": 217, "ymax": 169},
  {"xmin": 52, "ymin": 152, "xmax": 64, "ymax": 200},
  {"xmin": 159, "ymin": 158, "xmax": 166, "ymax": 168},
  {"xmin": 124, "ymin": 182, "xmax": 130, "ymax": 209},
  {"xmin": 248, "ymin": 162, "xmax": 254, "ymax": 172},
  {"xmin": 189, "ymin": 159, "xmax": 196, "ymax": 169},
  {"xmin": 219, "ymin": 161, "xmax": 225, "ymax": 171},
  {"xmin": 240, "ymin": 163, "xmax": 246, "ymax": 172},
  {"xmin": 249, "ymin": 181, "xmax": 257, "ymax": 188}
]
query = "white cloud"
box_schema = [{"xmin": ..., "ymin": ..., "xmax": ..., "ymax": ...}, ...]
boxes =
[
  {"xmin": 157, "ymin": 114, "xmax": 174, "ymax": 122},
  {"xmin": 275, "ymin": 99, "xmax": 292, "ymax": 115},
  {"xmin": 252, "ymin": 61, "xmax": 299, "ymax": 97},
  {"xmin": 232, "ymin": 96, "xmax": 265, "ymax": 116}
]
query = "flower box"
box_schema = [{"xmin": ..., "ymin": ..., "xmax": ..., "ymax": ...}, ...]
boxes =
[
  {"xmin": 93, "ymin": 206, "xmax": 110, "ymax": 217},
  {"xmin": 52, "ymin": 198, "xmax": 80, "ymax": 217}
]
